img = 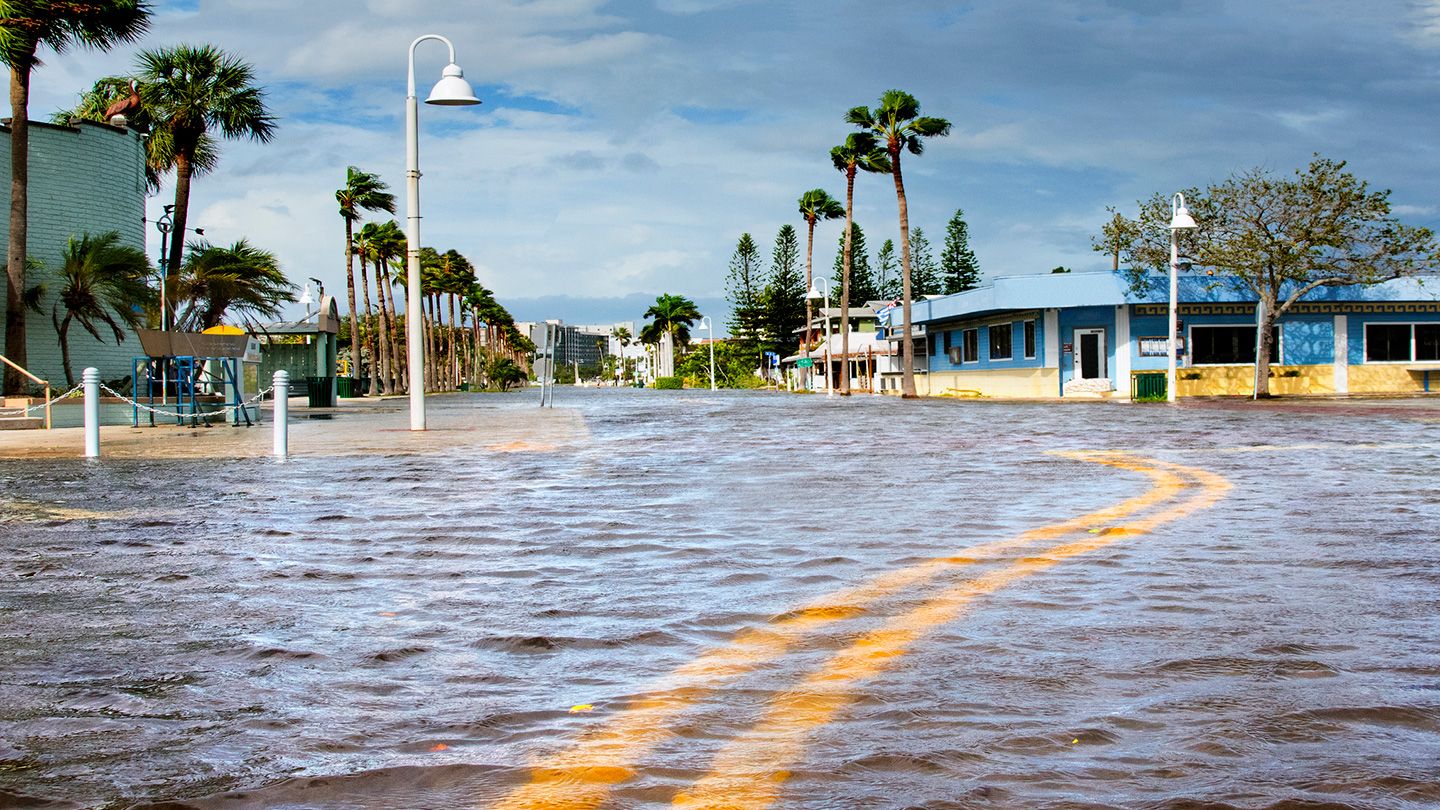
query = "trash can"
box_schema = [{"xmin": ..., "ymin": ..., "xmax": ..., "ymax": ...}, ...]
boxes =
[
  {"xmin": 307, "ymin": 376, "xmax": 336, "ymax": 408},
  {"xmin": 336, "ymin": 376, "xmax": 356, "ymax": 398}
]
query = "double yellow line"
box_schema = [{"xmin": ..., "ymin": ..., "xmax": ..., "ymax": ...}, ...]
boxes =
[{"xmin": 491, "ymin": 453, "xmax": 1230, "ymax": 810}]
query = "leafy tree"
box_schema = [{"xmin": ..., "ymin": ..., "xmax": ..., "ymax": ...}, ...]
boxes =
[
  {"xmin": 1106, "ymin": 155, "xmax": 1439, "ymax": 397},
  {"xmin": 941, "ymin": 208, "xmax": 981, "ymax": 293},
  {"xmin": 908, "ymin": 227, "xmax": 941, "ymax": 297},
  {"xmin": 1, "ymin": 0, "xmax": 150, "ymax": 395},
  {"xmin": 797, "ymin": 188, "xmax": 845, "ymax": 360},
  {"xmin": 876, "ymin": 238, "xmax": 899, "ymax": 300},
  {"xmin": 137, "ymin": 44, "xmax": 276, "ymax": 326},
  {"xmin": 1051, "ymin": 266, "xmax": 1072, "ymax": 274},
  {"xmin": 831, "ymin": 223, "xmax": 876, "ymax": 306},
  {"xmin": 1091, "ymin": 206, "xmax": 1140, "ymax": 271},
  {"xmin": 485, "ymin": 356, "xmax": 525, "ymax": 391},
  {"xmin": 336, "ymin": 166, "xmax": 396, "ymax": 383},
  {"xmin": 677, "ymin": 338, "xmax": 766, "ymax": 389},
  {"xmin": 643, "ymin": 292, "xmax": 700, "ymax": 375},
  {"xmin": 762, "ymin": 224, "xmax": 805, "ymax": 356},
  {"xmin": 47, "ymin": 231, "xmax": 152, "ymax": 386},
  {"xmin": 173, "ymin": 238, "xmax": 293, "ymax": 332},
  {"xmin": 847, "ymin": 89, "xmax": 951, "ymax": 397},
  {"xmin": 724, "ymin": 232, "xmax": 766, "ymax": 360},
  {"xmin": 831, "ymin": 132, "xmax": 890, "ymax": 395}
]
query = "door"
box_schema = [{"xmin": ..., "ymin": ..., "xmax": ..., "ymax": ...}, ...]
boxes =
[{"xmin": 1076, "ymin": 328, "xmax": 1105, "ymax": 380}]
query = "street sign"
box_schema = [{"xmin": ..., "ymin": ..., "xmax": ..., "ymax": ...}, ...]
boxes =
[{"xmin": 796, "ymin": 358, "xmax": 814, "ymax": 368}]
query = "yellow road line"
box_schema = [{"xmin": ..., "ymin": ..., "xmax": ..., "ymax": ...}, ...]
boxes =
[
  {"xmin": 489, "ymin": 454, "xmax": 1188, "ymax": 810},
  {"xmin": 671, "ymin": 459, "xmax": 1230, "ymax": 810}
]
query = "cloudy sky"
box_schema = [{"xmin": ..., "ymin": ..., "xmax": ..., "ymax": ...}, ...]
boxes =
[{"xmin": 30, "ymin": 0, "xmax": 1440, "ymax": 327}]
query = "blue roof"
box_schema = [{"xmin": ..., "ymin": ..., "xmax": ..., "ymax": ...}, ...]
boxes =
[{"xmin": 913, "ymin": 270, "xmax": 1440, "ymax": 325}]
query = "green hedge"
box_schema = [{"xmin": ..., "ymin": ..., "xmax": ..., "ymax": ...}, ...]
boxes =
[{"xmin": 654, "ymin": 376, "xmax": 683, "ymax": 390}]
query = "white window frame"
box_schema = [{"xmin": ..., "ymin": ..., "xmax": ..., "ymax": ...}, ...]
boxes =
[
  {"xmin": 988, "ymin": 323, "xmax": 1013, "ymax": 361},
  {"xmin": 1362, "ymin": 321, "xmax": 1440, "ymax": 363},
  {"xmin": 1023, "ymin": 319, "xmax": 1036, "ymax": 359},
  {"xmin": 1188, "ymin": 322, "xmax": 1282, "ymax": 367}
]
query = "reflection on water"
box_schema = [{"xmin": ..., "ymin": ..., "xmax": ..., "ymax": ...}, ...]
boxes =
[{"xmin": 1, "ymin": 389, "xmax": 1438, "ymax": 809}]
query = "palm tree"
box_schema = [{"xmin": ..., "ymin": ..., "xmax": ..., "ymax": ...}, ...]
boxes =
[
  {"xmin": 797, "ymin": 189, "xmax": 845, "ymax": 388},
  {"xmin": 47, "ymin": 231, "xmax": 152, "ymax": 387},
  {"xmin": 1, "ymin": 1, "xmax": 150, "ymax": 395},
  {"xmin": 831, "ymin": 133, "xmax": 890, "ymax": 396},
  {"xmin": 137, "ymin": 44, "xmax": 276, "ymax": 329},
  {"xmin": 847, "ymin": 90, "xmax": 950, "ymax": 398},
  {"xmin": 643, "ymin": 293, "xmax": 700, "ymax": 377},
  {"xmin": 172, "ymin": 239, "xmax": 294, "ymax": 332},
  {"xmin": 353, "ymin": 223, "xmax": 383, "ymax": 393},
  {"xmin": 370, "ymin": 220, "xmax": 407, "ymax": 392},
  {"xmin": 613, "ymin": 325, "xmax": 633, "ymax": 383},
  {"xmin": 334, "ymin": 166, "xmax": 396, "ymax": 384}
]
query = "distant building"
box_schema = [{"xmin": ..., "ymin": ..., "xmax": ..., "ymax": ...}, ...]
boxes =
[
  {"xmin": 520, "ymin": 320, "xmax": 636, "ymax": 379},
  {"xmin": 0, "ymin": 119, "xmax": 148, "ymax": 386}
]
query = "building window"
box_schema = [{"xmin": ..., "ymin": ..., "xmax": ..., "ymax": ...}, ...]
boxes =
[
  {"xmin": 1365, "ymin": 323, "xmax": 1440, "ymax": 362},
  {"xmin": 989, "ymin": 323, "xmax": 1012, "ymax": 360},
  {"xmin": 1023, "ymin": 320, "xmax": 1036, "ymax": 359},
  {"xmin": 1190, "ymin": 325, "xmax": 1279, "ymax": 365},
  {"xmin": 962, "ymin": 328, "xmax": 979, "ymax": 363}
]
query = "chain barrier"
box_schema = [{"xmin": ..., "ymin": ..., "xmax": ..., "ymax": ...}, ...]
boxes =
[
  {"xmin": 0, "ymin": 384, "xmax": 83, "ymax": 417},
  {"xmin": 100, "ymin": 383, "xmax": 277, "ymax": 422}
]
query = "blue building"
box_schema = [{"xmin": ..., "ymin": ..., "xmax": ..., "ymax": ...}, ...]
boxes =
[{"xmin": 887, "ymin": 270, "xmax": 1440, "ymax": 398}]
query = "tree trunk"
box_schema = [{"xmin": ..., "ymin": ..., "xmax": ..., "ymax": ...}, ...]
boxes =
[
  {"xmin": 343, "ymin": 218, "xmax": 360, "ymax": 383},
  {"xmin": 803, "ymin": 216, "xmax": 815, "ymax": 391},
  {"xmin": 840, "ymin": 168, "xmax": 855, "ymax": 396},
  {"xmin": 449, "ymin": 293, "xmax": 458, "ymax": 388},
  {"xmin": 381, "ymin": 262, "xmax": 403, "ymax": 392},
  {"xmin": 4, "ymin": 65, "xmax": 31, "ymax": 395},
  {"xmin": 424, "ymin": 294, "xmax": 436, "ymax": 390},
  {"xmin": 1254, "ymin": 292, "xmax": 1277, "ymax": 398},
  {"xmin": 168, "ymin": 151, "xmax": 195, "ymax": 320},
  {"xmin": 359, "ymin": 250, "xmax": 375, "ymax": 395},
  {"xmin": 58, "ymin": 313, "xmax": 73, "ymax": 388},
  {"xmin": 891, "ymin": 150, "xmax": 917, "ymax": 398}
]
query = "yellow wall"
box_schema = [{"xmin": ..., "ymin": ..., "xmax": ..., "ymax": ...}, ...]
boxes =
[
  {"xmin": 1174, "ymin": 365, "xmax": 1337, "ymax": 397},
  {"xmin": 1348, "ymin": 364, "xmax": 1433, "ymax": 394},
  {"xmin": 922, "ymin": 368, "xmax": 1061, "ymax": 399}
]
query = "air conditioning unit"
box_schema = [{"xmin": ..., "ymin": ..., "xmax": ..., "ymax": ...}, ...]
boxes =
[{"xmin": 947, "ymin": 346, "xmax": 964, "ymax": 364}]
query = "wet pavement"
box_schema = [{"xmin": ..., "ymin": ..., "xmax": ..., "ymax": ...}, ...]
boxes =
[{"xmin": 1, "ymin": 388, "xmax": 1438, "ymax": 809}]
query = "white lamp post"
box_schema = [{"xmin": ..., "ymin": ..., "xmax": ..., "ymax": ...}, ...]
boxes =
[
  {"xmin": 1168, "ymin": 192, "xmax": 1197, "ymax": 403},
  {"xmin": 699, "ymin": 315, "xmax": 716, "ymax": 391},
  {"xmin": 405, "ymin": 34, "xmax": 481, "ymax": 431},
  {"xmin": 806, "ymin": 278, "xmax": 833, "ymax": 397}
]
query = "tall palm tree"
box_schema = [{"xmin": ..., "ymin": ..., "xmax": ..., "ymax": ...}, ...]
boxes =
[
  {"xmin": 137, "ymin": 44, "xmax": 275, "ymax": 328},
  {"xmin": 643, "ymin": 292, "xmax": 700, "ymax": 376},
  {"xmin": 613, "ymin": 325, "xmax": 632, "ymax": 383},
  {"xmin": 847, "ymin": 90, "xmax": 950, "ymax": 398},
  {"xmin": 334, "ymin": 166, "xmax": 395, "ymax": 383},
  {"xmin": 797, "ymin": 189, "xmax": 845, "ymax": 387},
  {"xmin": 172, "ymin": 238, "xmax": 293, "ymax": 332},
  {"xmin": 830, "ymin": 133, "xmax": 890, "ymax": 396},
  {"xmin": 1, "ymin": 1, "xmax": 150, "ymax": 394},
  {"xmin": 371, "ymin": 220, "xmax": 407, "ymax": 392},
  {"xmin": 47, "ymin": 231, "xmax": 152, "ymax": 386},
  {"xmin": 352, "ymin": 223, "xmax": 382, "ymax": 394}
]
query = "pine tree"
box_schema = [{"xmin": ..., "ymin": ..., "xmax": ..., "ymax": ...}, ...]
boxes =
[
  {"xmin": 725, "ymin": 232, "xmax": 767, "ymax": 359},
  {"xmin": 941, "ymin": 208, "xmax": 981, "ymax": 293},
  {"xmin": 909, "ymin": 227, "xmax": 941, "ymax": 297},
  {"xmin": 831, "ymin": 222, "xmax": 877, "ymax": 307},
  {"xmin": 762, "ymin": 224, "xmax": 805, "ymax": 355},
  {"xmin": 876, "ymin": 239, "xmax": 899, "ymax": 300}
]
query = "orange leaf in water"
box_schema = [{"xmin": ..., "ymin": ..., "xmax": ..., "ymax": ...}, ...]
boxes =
[{"xmin": 430, "ymin": 743, "xmax": 449, "ymax": 752}]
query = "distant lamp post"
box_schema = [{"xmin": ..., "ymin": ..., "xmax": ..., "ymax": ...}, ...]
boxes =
[
  {"xmin": 699, "ymin": 315, "xmax": 716, "ymax": 391},
  {"xmin": 155, "ymin": 204, "xmax": 174, "ymax": 331},
  {"xmin": 1168, "ymin": 192, "xmax": 1198, "ymax": 403},
  {"xmin": 405, "ymin": 33, "xmax": 482, "ymax": 431},
  {"xmin": 806, "ymin": 278, "xmax": 833, "ymax": 397}
]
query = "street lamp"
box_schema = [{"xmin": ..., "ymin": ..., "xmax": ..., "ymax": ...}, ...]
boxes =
[
  {"xmin": 699, "ymin": 315, "xmax": 716, "ymax": 391},
  {"xmin": 405, "ymin": 34, "xmax": 481, "ymax": 431},
  {"xmin": 806, "ymin": 278, "xmax": 833, "ymax": 397},
  {"xmin": 1168, "ymin": 192, "xmax": 1197, "ymax": 403}
]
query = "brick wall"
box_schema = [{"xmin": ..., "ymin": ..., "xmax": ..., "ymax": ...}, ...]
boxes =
[{"xmin": 0, "ymin": 120, "xmax": 148, "ymax": 389}]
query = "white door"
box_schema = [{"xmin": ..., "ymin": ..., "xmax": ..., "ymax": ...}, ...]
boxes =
[{"xmin": 1075, "ymin": 328, "xmax": 1106, "ymax": 380}]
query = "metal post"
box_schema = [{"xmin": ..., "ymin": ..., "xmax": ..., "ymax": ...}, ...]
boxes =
[
  {"xmin": 1167, "ymin": 227, "xmax": 1179, "ymax": 404},
  {"xmin": 82, "ymin": 367, "xmax": 100, "ymax": 458},
  {"xmin": 273, "ymin": 370, "xmax": 289, "ymax": 458},
  {"xmin": 405, "ymin": 57, "xmax": 426, "ymax": 430}
]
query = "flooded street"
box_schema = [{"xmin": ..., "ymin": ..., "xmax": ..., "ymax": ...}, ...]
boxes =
[{"xmin": 2, "ymin": 389, "xmax": 1438, "ymax": 809}]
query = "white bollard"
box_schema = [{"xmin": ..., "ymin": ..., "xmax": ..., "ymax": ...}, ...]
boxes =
[
  {"xmin": 272, "ymin": 370, "xmax": 289, "ymax": 459},
  {"xmin": 83, "ymin": 367, "xmax": 100, "ymax": 458}
]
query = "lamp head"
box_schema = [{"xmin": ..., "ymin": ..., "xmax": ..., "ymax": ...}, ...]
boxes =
[
  {"xmin": 426, "ymin": 63, "xmax": 482, "ymax": 106},
  {"xmin": 297, "ymin": 282, "xmax": 314, "ymax": 306},
  {"xmin": 805, "ymin": 284, "xmax": 823, "ymax": 302},
  {"xmin": 1170, "ymin": 193, "xmax": 1197, "ymax": 230}
]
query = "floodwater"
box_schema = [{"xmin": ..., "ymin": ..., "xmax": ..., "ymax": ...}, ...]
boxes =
[{"xmin": 1, "ymin": 389, "xmax": 1438, "ymax": 809}]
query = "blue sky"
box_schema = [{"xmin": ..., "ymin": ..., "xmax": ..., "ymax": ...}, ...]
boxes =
[{"xmin": 29, "ymin": 0, "xmax": 1440, "ymax": 327}]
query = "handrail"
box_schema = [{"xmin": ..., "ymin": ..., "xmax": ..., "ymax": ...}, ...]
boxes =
[{"xmin": 0, "ymin": 353, "xmax": 52, "ymax": 429}]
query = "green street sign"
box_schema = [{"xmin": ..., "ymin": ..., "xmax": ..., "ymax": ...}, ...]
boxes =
[{"xmin": 796, "ymin": 358, "xmax": 814, "ymax": 368}]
